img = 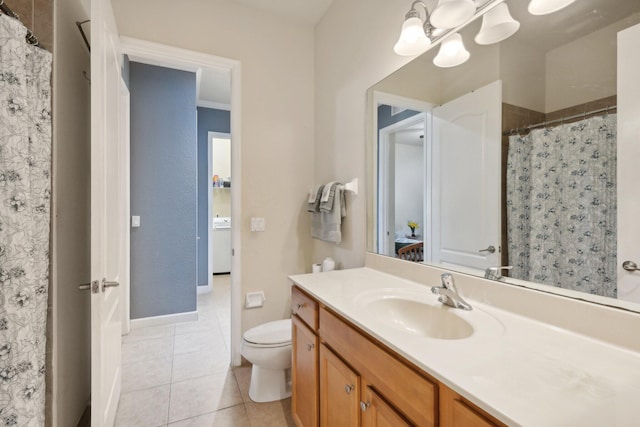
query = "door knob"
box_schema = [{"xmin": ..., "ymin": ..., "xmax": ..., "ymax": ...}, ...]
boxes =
[
  {"xmin": 622, "ymin": 260, "xmax": 639, "ymax": 272},
  {"xmin": 78, "ymin": 280, "xmax": 100, "ymax": 293},
  {"xmin": 102, "ymin": 278, "xmax": 120, "ymax": 292},
  {"xmin": 479, "ymin": 245, "xmax": 496, "ymax": 254}
]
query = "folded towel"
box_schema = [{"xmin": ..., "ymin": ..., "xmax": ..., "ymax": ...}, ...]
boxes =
[
  {"xmin": 311, "ymin": 186, "xmax": 346, "ymax": 244},
  {"xmin": 320, "ymin": 182, "xmax": 341, "ymax": 213},
  {"xmin": 307, "ymin": 185, "xmax": 324, "ymax": 212},
  {"xmin": 321, "ymin": 181, "xmax": 337, "ymax": 202}
]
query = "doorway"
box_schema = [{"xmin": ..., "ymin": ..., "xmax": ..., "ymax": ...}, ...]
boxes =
[{"xmin": 121, "ymin": 37, "xmax": 243, "ymax": 365}]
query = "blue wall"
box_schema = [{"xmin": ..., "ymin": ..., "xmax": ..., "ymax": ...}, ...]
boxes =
[
  {"xmin": 130, "ymin": 63, "xmax": 197, "ymax": 319},
  {"xmin": 377, "ymin": 105, "xmax": 420, "ymax": 129},
  {"xmin": 196, "ymin": 107, "xmax": 230, "ymax": 286}
]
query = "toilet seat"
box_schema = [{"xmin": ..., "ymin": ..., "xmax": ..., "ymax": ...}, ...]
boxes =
[{"xmin": 243, "ymin": 319, "xmax": 291, "ymax": 347}]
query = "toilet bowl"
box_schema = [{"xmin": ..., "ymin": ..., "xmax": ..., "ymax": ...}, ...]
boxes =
[{"xmin": 241, "ymin": 319, "xmax": 292, "ymax": 402}]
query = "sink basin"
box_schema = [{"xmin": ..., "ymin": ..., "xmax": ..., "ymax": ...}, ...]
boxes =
[{"xmin": 363, "ymin": 296, "xmax": 474, "ymax": 340}]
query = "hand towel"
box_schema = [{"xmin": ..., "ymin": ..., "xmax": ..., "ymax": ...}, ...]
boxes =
[
  {"xmin": 321, "ymin": 181, "xmax": 337, "ymax": 202},
  {"xmin": 307, "ymin": 185, "xmax": 324, "ymax": 212},
  {"xmin": 320, "ymin": 182, "xmax": 341, "ymax": 213},
  {"xmin": 311, "ymin": 186, "xmax": 346, "ymax": 244}
]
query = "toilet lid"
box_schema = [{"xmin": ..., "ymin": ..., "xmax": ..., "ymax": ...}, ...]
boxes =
[{"xmin": 243, "ymin": 319, "xmax": 292, "ymax": 345}]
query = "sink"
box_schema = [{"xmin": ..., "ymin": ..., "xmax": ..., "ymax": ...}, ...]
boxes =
[
  {"xmin": 353, "ymin": 288, "xmax": 504, "ymax": 341},
  {"xmin": 363, "ymin": 296, "xmax": 473, "ymax": 340}
]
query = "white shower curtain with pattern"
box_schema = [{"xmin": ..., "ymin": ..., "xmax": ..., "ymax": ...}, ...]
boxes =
[
  {"xmin": 0, "ymin": 15, "xmax": 52, "ymax": 426},
  {"xmin": 506, "ymin": 114, "xmax": 617, "ymax": 297}
]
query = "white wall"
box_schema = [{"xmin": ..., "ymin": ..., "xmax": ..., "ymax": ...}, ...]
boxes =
[
  {"xmin": 111, "ymin": 0, "xmax": 315, "ymax": 333},
  {"xmin": 51, "ymin": 0, "xmax": 92, "ymax": 425},
  {"xmin": 313, "ymin": 0, "xmax": 416, "ymax": 268},
  {"xmin": 395, "ymin": 142, "xmax": 424, "ymax": 235}
]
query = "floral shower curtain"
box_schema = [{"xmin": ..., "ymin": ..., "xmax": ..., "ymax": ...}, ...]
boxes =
[
  {"xmin": 0, "ymin": 15, "xmax": 52, "ymax": 426},
  {"xmin": 506, "ymin": 114, "xmax": 617, "ymax": 298}
]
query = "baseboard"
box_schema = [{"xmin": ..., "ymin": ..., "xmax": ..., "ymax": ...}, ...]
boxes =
[{"xmin": 130, "ymin": 311, "xmax": 198, "ymax": 329}]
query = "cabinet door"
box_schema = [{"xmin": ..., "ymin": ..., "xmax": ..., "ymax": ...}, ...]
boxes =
[
  {"xmin": 292, "ymin": 315, "xmax": 319, "ymax": 427},
  {"xmin": 319, "ymin": 344, "xmax": 360, "ymax": 427},
  {"xmin": 361, "ymin": 386, "xmax": 413, "ymax": 427},
  {"xmin": 439, "ymin": 384, "xmax": 504, "ymax": 427}
]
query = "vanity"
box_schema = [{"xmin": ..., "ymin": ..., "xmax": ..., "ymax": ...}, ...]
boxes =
[{"xmin": 289, "ymin": 255, "xmax": 640, "ymax": 426}]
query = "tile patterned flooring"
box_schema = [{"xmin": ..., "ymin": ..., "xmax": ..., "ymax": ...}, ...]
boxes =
[{"xmin": 116, "ymin": 275, "xmax": 295, "ymax": 427}]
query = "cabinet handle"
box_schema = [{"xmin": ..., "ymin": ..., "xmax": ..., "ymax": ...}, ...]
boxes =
[
  {"xmin": 360, "ymin": 401, "xmax": 370, "ymax": 412},
  {"xmin": 344, "ymin": 384, "xmax": 354, "ymax": 394},
  {"xmin": 306, "ymin": 343, "xmax": 315, "ymax": 351},
  {"xmin": 296, "ymin": 303, "xmax": 306, "ymax": 310}
]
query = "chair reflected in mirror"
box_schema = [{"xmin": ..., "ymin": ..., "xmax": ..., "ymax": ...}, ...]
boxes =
[{"xmin": 397, "ymin": 242, "xmax": 424, "ymax": 262}]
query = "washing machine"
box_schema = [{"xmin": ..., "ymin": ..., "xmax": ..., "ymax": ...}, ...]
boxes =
[{"xmin": 212, "ymin": 217, "xmax": 231, "ymax": 273}]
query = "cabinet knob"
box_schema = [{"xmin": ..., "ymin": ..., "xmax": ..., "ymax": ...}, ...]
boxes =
[
  {"xmin": 344, "ymin": 384, "xmax": 354, "ymax": 394},
  {"xmin": 306, "ymin": 343, "xmax": 315, "ymax": 352},
  {"xmin": 296, "ymin": 303, "xmax": 306, "ymax": 310},
  {"xmin": 360, "ymin": 401, "xmax": 370, "ymax": 412}
]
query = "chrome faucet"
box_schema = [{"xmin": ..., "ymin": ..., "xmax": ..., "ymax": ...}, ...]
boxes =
[
  {"xmin": 484, "ymin": 266, "xmax": 513, "ymax": 281},
  {"xmin": 431, "ymin": 273, "xmax": 472, "ymax": 311}
]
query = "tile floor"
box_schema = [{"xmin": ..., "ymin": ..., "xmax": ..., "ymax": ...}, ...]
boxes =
[{"xmin": 116, "ymin": 275, "xmax": 295, "ymax": 427}]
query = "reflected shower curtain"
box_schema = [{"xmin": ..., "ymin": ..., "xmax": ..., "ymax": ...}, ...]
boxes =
[
  {"xmin": 506, "ymin": 114, "xmax": 617, "ymax": 297},
  {"xmin": 0, "ymin": 15, "xmax": 52, "ymax": 426}
]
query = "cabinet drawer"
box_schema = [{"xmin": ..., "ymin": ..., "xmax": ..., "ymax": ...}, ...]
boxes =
[
  {"xmin": 440, "ymin": 384, "xmax": 506, "ymax": 427},
  {"xmin": 292, "ymin": 286, "xmax": 319, "ymax": 331},
  {"xmin": 320, "ymin": 307, "xmax": 436, "ymax": 427}
]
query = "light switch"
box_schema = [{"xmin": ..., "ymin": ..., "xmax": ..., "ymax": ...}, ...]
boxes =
[
  {"xmin": 251, "ymin": 217, "xmax": 265, "ymax": 232},
  {"xmin": 131, "ymin": 216, "xmax": 140, "ymax": 227}
]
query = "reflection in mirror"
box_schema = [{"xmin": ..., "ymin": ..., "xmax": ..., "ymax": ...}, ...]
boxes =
[{"xmin": 367, "ymin": 0, "xmax": 640, "ymax": 311}]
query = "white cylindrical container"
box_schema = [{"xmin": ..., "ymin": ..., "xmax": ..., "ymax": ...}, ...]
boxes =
[
  {"xmin": 322, "ymin": 257, "xmax": 335, "ymax": 272},
  {"xmin": 312, "ymin": 263, "xmax": 322, "ymax": 274}
]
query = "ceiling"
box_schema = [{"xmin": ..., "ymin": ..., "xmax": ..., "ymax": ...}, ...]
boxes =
[{"xmin": 228, "ymin": 0, "xmax": 335, "ymax": 25}]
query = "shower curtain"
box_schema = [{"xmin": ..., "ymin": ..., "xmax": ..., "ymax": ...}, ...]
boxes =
[
  {"xmin": 0, "ymin": 15, "xmax": 52, "ymax": 426},
  {"xmin": 506, "ymin": 114, "xmax": 617, "ymax": 297}
]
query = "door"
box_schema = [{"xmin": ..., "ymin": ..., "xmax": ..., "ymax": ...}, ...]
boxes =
[
  {"xmin": 319, "ymin": 344, "xmax": 360, "ymax": 427},
  {"xmin": 90, "ymin": 0, "xmax": 125, "ymax": 425},
  {"xmin": 617, "ymin": 23, "xmax": 640, "ymax": 304},
  {"xmin": 431, "ymin": 80, "xmax": 502, "ymax": 273},
  {"xmin": 361, "ymin": 386, "xmax": 412, "ymax": 427},
  {"xmin": 292, "ymin": 316, "xmax": 319, "ymax": 427}
]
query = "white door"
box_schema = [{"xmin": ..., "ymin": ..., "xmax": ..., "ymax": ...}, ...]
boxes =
[
  {"xmin": 431, "ymin": 80, "xmax": 502, "ymax": 273},
  {"xmin": 90, "ymin": 0, "xmax": 125, "ymax": 425},
  {"xmin": 617, "ymin": 23, "xmax": 640, "ymax": 304}
]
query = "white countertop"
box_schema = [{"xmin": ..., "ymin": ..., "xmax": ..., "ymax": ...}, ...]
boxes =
[{"xmin": 289, "ymin": 267, "xmax": 640, "ymax": 427}]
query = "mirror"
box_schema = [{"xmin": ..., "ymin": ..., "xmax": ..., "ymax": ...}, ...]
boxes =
[{"xmin": 367, "ymin": 0, "xmax": 640, "ymax": 310}]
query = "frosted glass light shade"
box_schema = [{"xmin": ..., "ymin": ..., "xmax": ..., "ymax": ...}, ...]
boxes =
[
  {"xmin": 475, "ymin": 3, "xmax": 520, "ymax": 45},
  {"xmin": 430, "ymin": 0, "xmax": 476, "ymax": 29},
  {"xmin": 528, "ymin": 0, "xmax": 576, "ymax": 15},
  {"xmin": 394, "ymin": 17, "xmax": 431, "ymax": 56},
  {"xmin": 433, "ymin": 33, "xmax": 470, "ymax": 67}
]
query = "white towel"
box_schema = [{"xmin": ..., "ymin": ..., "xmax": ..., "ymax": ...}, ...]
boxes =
[
  {"xmin": 308, "ymin": 185, "xmax": 322, "ymax": 203},
  {"xmin": 321, "ymin": 181, "xmax": 337, "ymax": 202}
]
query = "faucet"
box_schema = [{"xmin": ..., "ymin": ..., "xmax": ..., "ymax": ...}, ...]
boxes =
[
  {"xmin": 431, "ymin": 273, "xmax": 472, "ymax": 311},
  {"xmin": 484, "ymin": 266, "xmax": 513, "ymax": 281}
]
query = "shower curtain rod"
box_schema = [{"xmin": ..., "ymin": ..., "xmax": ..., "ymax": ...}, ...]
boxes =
[
  {"xmin": 0, "ymin": 0, "xmax": 40, "ymax": 46},
  {"xmin": 503, "ymin": 104, "xmax": 617, "ymax": 136}
]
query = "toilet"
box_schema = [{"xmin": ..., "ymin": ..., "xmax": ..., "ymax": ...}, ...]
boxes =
[{"xmin": 241, "ymin": 319, "xmax": 292, "ymax": 402}]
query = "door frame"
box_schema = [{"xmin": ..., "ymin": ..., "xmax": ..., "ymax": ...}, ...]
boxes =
[
  {"xmin": 371, "ymin": 91, "xmax": 433, "ymax": 256},
  {"xmin": 205, "ymin": 131, "xmax": 232, "ymax": 294},
  {"xmin": 120, "ymin": 37, "xmax": 244, "ymax": 365}
]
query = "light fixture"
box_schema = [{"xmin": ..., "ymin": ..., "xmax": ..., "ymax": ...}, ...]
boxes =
[
  {"xmin": 430, "ymin": 0, "xmax": 476, "ymax": 29},
  {"xmin": 433, "ymin": 33, "xmax": 470, "ymax": 67},
  {"xmin": 528, "ymin": 0, "xmax": 577, "ymax": 15},
  {"xmin": 394, "ymin": 1, "xmax": 433, "ymax": 56},
  {"xmin": 475, "ymin": 3, "xmax": 520, "ymax": 45}
]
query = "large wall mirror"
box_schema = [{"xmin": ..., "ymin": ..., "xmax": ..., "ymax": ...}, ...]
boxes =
[{"xmin": 367, "ymin": 0, "xmax": 640, "ymax": 312}]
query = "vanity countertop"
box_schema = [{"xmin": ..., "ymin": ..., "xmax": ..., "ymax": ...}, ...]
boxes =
[{"xmin": 289, "ymin": 267, "xmax": 640, "ymax": 427}]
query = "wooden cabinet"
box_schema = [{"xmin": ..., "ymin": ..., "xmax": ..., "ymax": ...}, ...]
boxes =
[
  {"xmin": 292, "ymin": 314, "xmax": 318, "ymax": 427},
  {"xmin": 319, "ymin": 344, "xmax": 360, "ymax": 427},
  {"xmin": 439, "ymin": 384, "xmax": 506, "ymax": 427},
  {"xmin": 361, "ymin": 385, "xmax": 413, "ymax": 427},
  {"xmin": 291, "ymin": 285, "xmax": 504, "ymax": 427}
]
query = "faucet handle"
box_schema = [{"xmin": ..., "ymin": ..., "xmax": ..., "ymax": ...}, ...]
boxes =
[{"xmin": 440, "ymin": 273, "xmax": 457, "ymax": 291}]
